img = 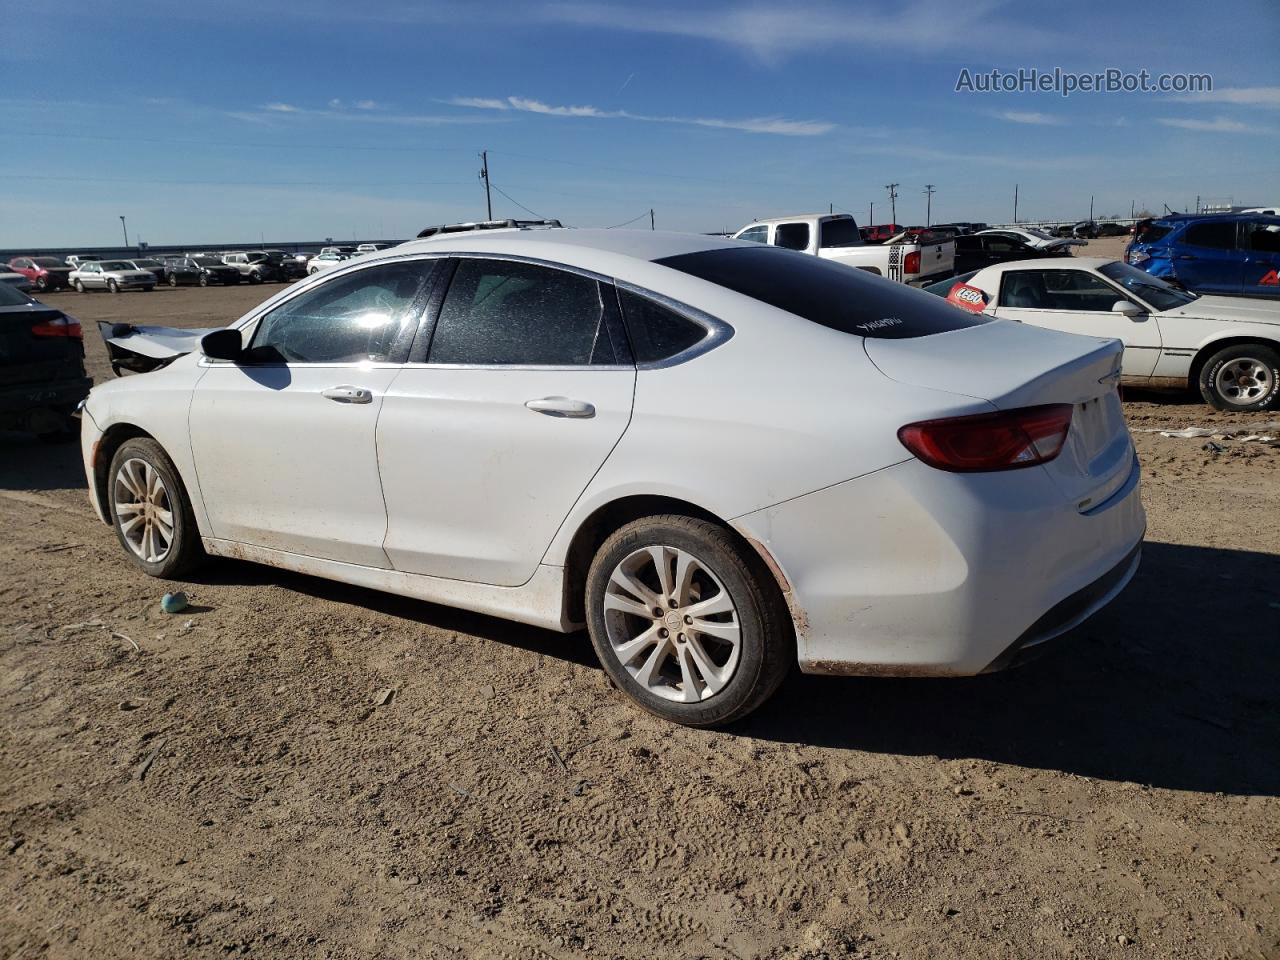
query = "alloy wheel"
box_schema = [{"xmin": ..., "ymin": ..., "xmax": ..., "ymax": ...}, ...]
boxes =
[
  {"xmin": 602, "ymin": 545, "xmax": 742, "ymax": 703},
  {"xmin": 113, "ymin": 458, "xmax": 174, "ymax": 564},
  {"xmin": 1215, "ymin": 357, "xmax": 1273, "ymax": 405}
]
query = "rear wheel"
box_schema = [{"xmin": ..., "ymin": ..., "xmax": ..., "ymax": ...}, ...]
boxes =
[
  {"xmin": 107, "ymin": 438, "xmax": 204, "ymax": 579},
  {"xmin": 585, "ymin": 515, "xmax": 793, "ymax": 727},
  {"xmin": 73, "ymin": 279, "xmax": 86, "ymax": 293},
  {"xmin": 1198, "ymin": 344, "xmax": 1280, "ymax": 411}
]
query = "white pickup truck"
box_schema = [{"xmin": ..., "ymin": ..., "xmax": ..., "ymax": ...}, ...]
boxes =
[{"xmin": 732, "ymin": 213, "xmax": 955, "ymax": 285}]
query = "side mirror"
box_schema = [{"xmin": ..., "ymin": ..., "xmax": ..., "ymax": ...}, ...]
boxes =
[
  {"xmin": 200, "ymin": 328, "xmax": 244, "ymax": 361},
  {"xmin": 1111, "ymin": 300, "xmax": 1142, "ymax": 317}
]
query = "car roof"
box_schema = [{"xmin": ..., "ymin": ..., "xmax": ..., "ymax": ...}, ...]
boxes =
[
  {"xmin": 738, "ymin": 214, "xmax": 852, "ymax": 226},
  {"xmin": 396, "ymin": 228, "xmax": 737, "ymax": 269}
]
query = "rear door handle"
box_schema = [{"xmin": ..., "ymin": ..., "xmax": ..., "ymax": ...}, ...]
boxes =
[
  {"xmin": 322, "ymin": 385, "xmax": 373, "ymax": 404},
  {"xmin": 525, "ymin": 396, "xmax": 595, "ymax": 418}
]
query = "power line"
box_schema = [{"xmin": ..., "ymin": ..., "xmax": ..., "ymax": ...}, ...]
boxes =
[{"xmin": 488, "ymin": 182, "xmax": 546, "ymax": 219}]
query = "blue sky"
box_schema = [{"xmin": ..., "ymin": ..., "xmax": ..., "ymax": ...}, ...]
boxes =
[{"xmin": 3, "ymin": 0, "xmax": 1277, "ymax": 247}]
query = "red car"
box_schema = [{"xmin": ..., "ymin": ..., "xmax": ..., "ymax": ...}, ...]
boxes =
[
  {"xmin": 8, "ymin": 256, "xmax": 74, "ymax": 292},
  {"xmin": 860, "ymin": 223, "xmax": 903, "ymax": 244}
]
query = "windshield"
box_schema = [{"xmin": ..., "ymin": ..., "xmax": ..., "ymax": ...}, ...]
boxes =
[
  {"xmin": 100, "ymin": 261, "xmax": 133, "ymax": 270},
  {"xmin": 193, "ymin": 257, "xmax": 224, "ymax": 266},
  {"xmin": 1134, "ymin": 223, "xmax": 1173, "ymax": 245},
  {"xmin": 33, "ymin": 257, "xmax": 65, "ymax": 267},
  {"xmin": 1024, "ymin": 229, "xmax": 1055, "ymax": 241},
  {"xmin": 655, "ymin": 246, "xmax": 991, "ymax": 339},
  {"xmin": 922, "ymin": 270, "xmax": 979, "ymax": 297},
  {"xmin": 1099, "ymin": 261, "xmax": 1197, "ymax": 311},
  {"xmin": 132, "ymin": 259, "xmax": 160, "ymax": 267}
]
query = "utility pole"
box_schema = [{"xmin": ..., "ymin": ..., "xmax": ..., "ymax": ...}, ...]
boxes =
[
  {"xmin": 923, "ymin": 184, "xmax": 936, "ymax": 226},
  {"xmin": 479, "ymin": 151, "xmax": 492, "ymax": 220},
  {"xmin": 119, "ymin": 215, "xmax": 128, "ymax": 248},
  {"xmin": 1195, "ymin": 194, "xmax": 1201, "ymax": 214},
  {"xmin": 869, "ymin": 202, "xmax": 874, "ymax": 225},
  {"xmin": 1089, "ymin": 195, "xmax": 1094, "ymax": 221},
  {"xmin": 649, "ymin": 209, "xmax": 655, "ymax": 231},
  {"xmin": 1130, "ymin": 200, "xmax": 1134, "ymax": 218},
  {"xmin": 1013, "ymin": 184, "xmax": 1019, "ymax": 223},
  {"xmin": 884, "ymin": 183, "xmax": 899, "ymax": 225}
]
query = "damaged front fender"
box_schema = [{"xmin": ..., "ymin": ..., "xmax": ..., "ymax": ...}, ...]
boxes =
[{"xmin": 98, "ymin": 321, "xmax": 221, "ymax": 375}]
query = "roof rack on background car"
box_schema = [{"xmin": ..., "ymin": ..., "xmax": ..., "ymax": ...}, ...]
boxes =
[{"xmin": 416, "ymin": 219, "xmax": 563, "ymax": 238}]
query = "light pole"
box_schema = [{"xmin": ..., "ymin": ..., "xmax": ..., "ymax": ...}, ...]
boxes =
[{"xmin": 119, "ymin": 215, "xmax": 129, "ymax": 248}]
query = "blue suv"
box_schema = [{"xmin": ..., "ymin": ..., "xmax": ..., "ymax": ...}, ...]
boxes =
[{"xmin": 1127, "ymin": 213, "xmax": 1280, "ymax": 299}]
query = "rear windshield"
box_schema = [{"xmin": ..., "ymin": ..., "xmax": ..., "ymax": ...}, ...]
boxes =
[
  {"xmin": 655, "ymin": 246, "xmax": 991, "ymax": 339},
  {"xmin": 1135, "ymin": 223, "xmax": 1172, "ymax": 244},
  {"xmin": 0, "ymin": 284, "xmax": 32, "ymax": 306}
]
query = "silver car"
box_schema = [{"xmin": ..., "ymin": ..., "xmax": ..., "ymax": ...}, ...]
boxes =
[{"xmin": 70, "ymin": 260, "xmax": 157, "ymax": 293}]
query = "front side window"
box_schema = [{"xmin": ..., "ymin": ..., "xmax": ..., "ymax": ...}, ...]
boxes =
[
  {"xmin": 617, "ymin": 289, "xmax": 708, "ymax": 364},
  {"xmin": 999, "ymin": 269, "xmax": 1125, "ymax": 311},
  {"xmin": 247, "ymin": 260, "xmax": 429, "ymax": 364},
  {"xmin": 1182, "ymin": 221, "xmax": 1238, "ymax": 250},
  {"xmin": 736, "ymin": 226, "xmax": 768, "ymax": 244},
  {"xmin": 773, "ymin": 222, "xmax": 811, "ymax": 251},
  {"xmin": 427, "ymin": 259, "xmax": 616, "ymax": 366}
]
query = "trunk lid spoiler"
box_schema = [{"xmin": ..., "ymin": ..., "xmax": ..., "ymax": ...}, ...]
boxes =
[{"xmin": 98, "ymin": 321, "xmax": 219, "ymax": 374}]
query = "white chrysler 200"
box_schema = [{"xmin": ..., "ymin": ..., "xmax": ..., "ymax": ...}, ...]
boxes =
[{"xmin": 81, "ymin": 225, "xmax": 1145, "ymax": 726}]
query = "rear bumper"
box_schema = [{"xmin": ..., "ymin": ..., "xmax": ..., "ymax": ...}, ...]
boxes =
[
  {"xmin": 0, "ymin": 375, "xmax": 92, "ymax": 430},
  {"xmin": 733, "ymin": 455, "xmax": 1146, "ymax": 677}
]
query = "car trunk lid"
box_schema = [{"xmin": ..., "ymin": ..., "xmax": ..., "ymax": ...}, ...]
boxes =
[
  {"xmin": 0, "ymin": 305, "xmax": 84, "ymax": 387},
  {"xmin": 865, "ymin": 319, "xmax": 1135, "ymax": 511}
]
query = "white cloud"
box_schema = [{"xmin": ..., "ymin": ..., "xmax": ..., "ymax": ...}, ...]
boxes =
[
  {"xmin": 536, "ymin": 0, "xmax": 1058, "ymax": 62},
  {"xmin": 994, "ymin": 110, "xmax": 1062, "ymax": 126},
  {"xmin": 264, "ymin": 102, "xmax": 299, "ymax": 113},
  {"xmin": 1170, "ymin": 86, "xmax": 1280, "ymax": 109},
  {"xmin": 243, "ymin": 101, "xmax": 502, "ymax": 126},
  {"xmin": 1157, "ymin": 116, "xmax": 1273, "ymax": 133},
  {"xmin": 443, "ymin": 94, "xmax": 833, "ymax": 136}
]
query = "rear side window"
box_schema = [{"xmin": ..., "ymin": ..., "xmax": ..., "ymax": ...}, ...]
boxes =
[
  {"xmin": 617, "ymin": 289, "xmax": 707, "ymax": 364},
  {"xmin": 428, "ymin": 259, "xmax": 617, "ymax": 366},
  {"xmin": 1182, "ymin": 221, "xmax": 1237, "ymax": 250},
  {"xmin": 773, "ymin": 223, "xmax": 811, "ymax": 251},
  {"xmin": 655, "ymin": 246, "xmax": 991, "ymax": 339},
  {"xmin": 1246, "ymin": 222, "xmax": 1280, "ymax": 253}
]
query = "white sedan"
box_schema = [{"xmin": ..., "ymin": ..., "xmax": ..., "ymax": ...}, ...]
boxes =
[
  {"xmin": 70, "ymin": 260, "xmax": 157, "ymax": 293},
  {"xmin": 80, "ymin": 228, "xmax": 1144, "ymax": 726},
  {"xmin": 977, "ymin": 227, "xmax": 1084, "ymax": 252},
  {"xmin": 306, "ymin": 251, "xmax": 349, "ymax": 275},
  {"xmin": 940, "ymin": 258, "xmax": 1280, "ymax": 411}
]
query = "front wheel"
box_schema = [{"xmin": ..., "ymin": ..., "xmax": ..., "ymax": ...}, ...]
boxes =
[
  {"xmin": 36, "ymin": 276, "xmax": 49, "ymax": 292},
  {"xmin": 248, "ymin": 272, "xmax": 263, "ymax": 284},
  {"xmin": 199, "ymin": 274, "xmax": 209, "ymax": 287},
  {"xmin": 1198, "ymin": 344, "xmax": 1280, "ymax": 411},
  {"xmin": 168, "ymin": 274, "xmax": 178, "ymax": 287},
  {"xmin": 108, "ymin": 279, "xmax": 120, "ymax": 294},
  {"xmin": 585, "ymin": 515, "xmax": 793, "ymax": 727},
  {"xmin": 107, "ymin": 438, "xmax": 204, "ymax": 578}
]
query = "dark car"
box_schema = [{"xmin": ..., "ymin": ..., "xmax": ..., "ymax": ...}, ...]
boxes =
[
  {"xmin": 0, "ymin": 283, "xmax": 90, "ymax": 438},
  {"xmin": 1126, "ymin": 213, "xmax": 1280, "ymax": 299},
  {"xmin": 262, "ymin": 250, "xmax": 308, "ymax": 279},
  {"xmin": 222, "ymin": 250, "xmax": 289, "ymax": 283},
  {"xmin": 952, "ymin": 234, "xmax": 1058, "ymax": 274},
  {"xmin": 8, "ymin": 256, "xmax": 75, "ymax": 292},
  {"xmin": 125, "ymin": 258, "xmax": 169, "ymax": 283},
  {"xmin": 164, "ymin": 256, "xmax": 242, "ymax": 287}
]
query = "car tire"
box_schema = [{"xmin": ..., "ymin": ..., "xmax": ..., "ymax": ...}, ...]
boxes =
[
  {"xmin": 199, "ymin": 274, "xmax": 210, "ymax": 287},
  {"xmin": 108, "ymin": 279, "xmax": 120, "ymax": 294},
  {"xmin": 248, "ymin": 272, "xmax": 262, "ymax": 284},
  {"xmin": 107, "ymin": 438, "xmax": 204, "ymax": 579},
  {"xmin": 1198, "ymin": 343, "xmax": 1280, "ymax": 412},
  {"xmin": 36, "ymin": 276, "xmax": 48, "ymax": 292},
  {"xmin": 584, "ymin": 515, "xmax": 793, "ymax": 727},
  {"xmin": 73, "ymin": 279, "xmax": 86, "ymax": 293},
  {"xmin": 168, "ymin": 274, "xmax": 178, "ymax": 287}
]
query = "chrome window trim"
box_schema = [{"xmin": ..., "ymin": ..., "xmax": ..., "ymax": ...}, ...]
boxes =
[{"xmin": 202, "ymin": 249, "xmax": 734, "ymax": 371}]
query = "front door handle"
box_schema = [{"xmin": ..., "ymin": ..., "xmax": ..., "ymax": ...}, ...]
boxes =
[
  {"xmin": 525, "ymin": 396, "xmax": 596, "ymax": 418},
  {"xmin": 323, "ymin": 385, "xmax": 373, "ymax": 404}
]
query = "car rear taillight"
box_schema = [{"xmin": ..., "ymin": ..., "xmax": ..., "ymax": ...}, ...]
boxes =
[
  {"xmin": 904, "ymin": 251, "xmax": 921, "ymax": 274},
  {"xmin": 898, "ymin": 404, "xmax": 1073, "ymax": 472},
  {"xmin": 31, "ymin": 315, "xmax": 82, "ymax": 338}
]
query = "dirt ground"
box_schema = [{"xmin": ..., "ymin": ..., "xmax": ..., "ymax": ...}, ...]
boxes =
[{"xmin": 2, "ymin": 269, "xmax": 1278, "ymax": 960}]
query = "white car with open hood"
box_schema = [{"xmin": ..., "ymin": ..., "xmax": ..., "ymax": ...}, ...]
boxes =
[
  {"xmin": 938, "ymin": 258, "xmax": 1280, "ymax": 411},
  {"xmin": 80, "ymin": 226, "xmax": 1144, "ymax": 726}
]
